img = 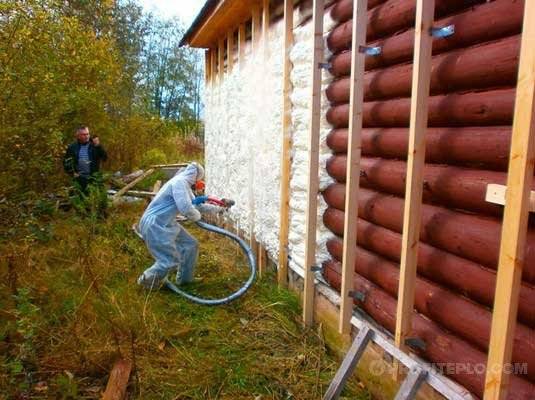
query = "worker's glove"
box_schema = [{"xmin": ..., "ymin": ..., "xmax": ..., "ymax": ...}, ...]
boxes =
[
  {"xmin": 221, "ymin": 198, "xmax": 235, "ymax": 209},
  {"xmin": 185, "ymin": 208, "xmax": 202, "ymax": 222}
]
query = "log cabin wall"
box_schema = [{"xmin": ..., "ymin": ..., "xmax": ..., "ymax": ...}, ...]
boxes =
[{"xmin": 320, "ymin": 0, "xmax": 534, "ymax": 398}]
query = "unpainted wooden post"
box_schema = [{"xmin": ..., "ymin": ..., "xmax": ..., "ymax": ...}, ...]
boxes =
[
  {"xmin": 394, "ymin": 0, "xmax": 435, "ymax": 352},
  {"xmin": 484, "ymin": 2, "xmax": 535, "ymax": 399},
  {"xmin": 238, "ymin": 23, "xmax": 246, "ymax": 67},
  {"xmin": 218, "ymin": 38, "xmax": 225, "ymax": 82},
  {"xmin": 227, "ymin": 30, "xmax": 234, "ymax": 72},
  {"xmin": 303, "ymin": 0, "xmax": 324, "ymax": 326},
  {"xmin": 252, "ymin": 5, "xmax": 261, "ymax": 52},
  {"xmin": 205, "ymin": 49, "xmax": 211, "ymax": 84},
  {"xmin": 277, "ymin": 0, "xmax": 294, "ymax": 287},
  {"xmin": 339, "ymin": 0, "xmax": 368, "ymax": 336},
  {"xmin": 211, "ymin": 46, "xmax": 217, "ymax": 86}
]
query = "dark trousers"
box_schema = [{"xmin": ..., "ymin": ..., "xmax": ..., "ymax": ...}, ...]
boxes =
[{"xmin": 75, "ymin": 175, "xmax": 91, "ymax": 194}]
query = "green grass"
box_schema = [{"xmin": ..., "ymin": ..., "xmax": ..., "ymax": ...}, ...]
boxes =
[{"xmin": 0, "ymin": 203, "xmax": 370, "ymax": 399}]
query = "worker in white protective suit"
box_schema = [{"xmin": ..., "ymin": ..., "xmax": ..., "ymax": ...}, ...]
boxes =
[{"xmin": 137, "ymin": 162, "xmax": 222, "ymax": 289}]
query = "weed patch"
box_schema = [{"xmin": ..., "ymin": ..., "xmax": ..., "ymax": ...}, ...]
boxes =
[{"xmin": 0, "ymin": 204, "xmax": 369, "ymax": 399}]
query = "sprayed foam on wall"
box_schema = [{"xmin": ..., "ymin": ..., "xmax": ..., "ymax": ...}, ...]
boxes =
[
  {"xmin": 287, "ymin": 12, "xmax": 336, "ymax": 272},
  {"xmin": 204, "ymin": 11, "xmax": 335, "ymax": 272}
]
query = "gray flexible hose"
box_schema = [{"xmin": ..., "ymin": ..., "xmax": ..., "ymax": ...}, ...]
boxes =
[
  {"xmin": 163, "ymin": 221, "xmax": 257, "ymax": 305},
  {"xmin": 135, "ymin": 220, "xmax": 257, "ymax": 305}
]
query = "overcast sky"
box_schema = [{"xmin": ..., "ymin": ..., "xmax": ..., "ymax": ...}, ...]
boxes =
[{"xmin": 139, "ymin": 0, "xmax": 205, "ymax": 27}]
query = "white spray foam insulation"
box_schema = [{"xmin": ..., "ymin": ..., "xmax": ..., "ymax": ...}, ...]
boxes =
[
  {"xmin": 287, "ymin": 11, "xmax": 336, "ymax": 272},
  {"xmin": 204, "ymin": 10, "xmax": 336, "ymax": 272}
]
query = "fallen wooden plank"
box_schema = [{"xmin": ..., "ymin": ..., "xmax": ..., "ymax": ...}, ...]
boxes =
[
  {"xmin": 149, "ymin": 163, "xmax": 187, "ymax": 169},
  {"xmin": 112, "ymin": 169, "xmax": 155, "ymax": 203},
  {"xmin": 102, "ymin": 359, "xmax": 132, "ymax": 400}
]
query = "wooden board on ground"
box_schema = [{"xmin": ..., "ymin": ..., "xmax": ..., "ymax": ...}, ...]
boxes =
[
  {"xmin": 112, "ymin": 169, "xmax": 155, "ymax": 203},
  {"xmin": 102, "ymin": 359, "xmax": 132, "ymax": 400}
]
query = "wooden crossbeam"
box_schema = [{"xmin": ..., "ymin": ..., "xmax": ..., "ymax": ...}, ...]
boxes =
[
  {"xmin": 323, "ymin": 327, "xmax": 374, "ymax": 400},
  {"xmin": 277, "ymin": 0, "xmax": 294, "ymax": 287},
  {"xmin": 484, "ymin": 2, "xmax": 535, "ymax": 399},
  {"xmin": 339, "ymin": 0, "xmax": 368, "ymax": 336},
  {"xmin": 394, "ymin": 0, "xmax": 435, "ymax": 352},
  {"xmin": 302, "ymin": 0, "xmax": 324, "ymax": 326}
]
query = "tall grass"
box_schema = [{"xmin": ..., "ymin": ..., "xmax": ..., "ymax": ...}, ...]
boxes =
[{"xmin": 0, "ymin": 204, "xmax": 369, "ymax": 399}]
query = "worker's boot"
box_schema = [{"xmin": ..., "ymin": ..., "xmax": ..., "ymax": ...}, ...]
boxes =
[{"xmin": 137, "ymin": 271, "xmax": 165, "ymax": 290}]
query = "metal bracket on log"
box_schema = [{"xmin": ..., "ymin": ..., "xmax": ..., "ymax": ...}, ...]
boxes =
[
  {"xmin": 405, "ymin": 337, "xmax": 427, "ymax": 351},
  {"xmin": 430, "ymin": 25, "xmax": 455, "ymax": 38},
  {"xmin": 358, "ymin": 45, "xmax": 382, "ymax": 56},
  {"xmin": 485, "ymin": 183, "xmax": 535, "ymax": 212},
  {"xmin": 348, "ymin": 290, "xmax": 367, "ymax": 302},
  {"xmin": 310, "ymin": 265, "xmax": 323, "ymax": 273}
]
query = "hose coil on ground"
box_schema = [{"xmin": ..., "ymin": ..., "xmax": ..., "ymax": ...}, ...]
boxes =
[{"xmin": 135, "ymin": 220, "xmax": 257, "ymax": 305}]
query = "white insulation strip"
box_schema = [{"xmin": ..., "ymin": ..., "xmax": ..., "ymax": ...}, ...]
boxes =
[{"xmin": 205, "ymin": 11, "xmax": 336, "ymax": 272}]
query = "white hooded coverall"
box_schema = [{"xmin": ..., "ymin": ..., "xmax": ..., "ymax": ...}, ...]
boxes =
[{"xmin": 137, "ymin": 163, "xmax": 218, "ymax": 288}]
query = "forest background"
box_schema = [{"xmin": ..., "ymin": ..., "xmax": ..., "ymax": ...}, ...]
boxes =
[{"xmin": 0, "ymin": 0, "xmax": 204, "ymax": 231}]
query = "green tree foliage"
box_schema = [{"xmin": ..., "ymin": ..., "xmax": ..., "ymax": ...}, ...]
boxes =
[{"xmin": 0, "ymin": 0, "xmax": 203, "ymax": 229}]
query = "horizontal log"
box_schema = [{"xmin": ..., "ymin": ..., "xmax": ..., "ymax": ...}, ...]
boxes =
[
  {"xmin": 322, "ymin": 241, "xmax": 535, "ymax": 374},
  {"xmin": 326, "ymin": 127, "xmax": 512, "ymax": 170},
  {"xmin": 327, "ymin": 35, "xmax": 520, "ymax": 103},
  {"xmin": 323, "ymin": 261, "xmax": 535, "ymax": 399},
  {"xmin": 325, "ymin": 221, "xmax": 535, "ymax": 327},
  {"xmin": 329, "ymin": 0, "xmax": 525, "ymax": 75},
  {"xmin": 325, "ymin": 155, "xmax": 535, "ymax": 216},
  {"xmin": 327, "ymin": 0, "xmax": 482, "ymax": 47},
  {"xmin": 321, "ymin": 186, "xmax": 535, "ymax": 284},
  {"xmin": 330, "ymin": 0, "xmax": 387, "ymax": 23},
  {"xmin": 326, "ymin": 88, "xmax": 515, "ymax": 128}
]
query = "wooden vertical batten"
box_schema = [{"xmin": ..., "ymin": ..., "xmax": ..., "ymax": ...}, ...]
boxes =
[
  {"xmin": 277, "ymin": 0, "xmax": 294, "ymax": 287},
  {"xmin": 394, "ymin": 0, "xmax": 435, "ymax": 354},
  {"xmin": 303, "ymin": 0, "xmax": 324, "ymax": 326},
  {"xmin": 339, "ymin": 0, "xmax": 368, "ymax": 335},
  {"xmin": 227, "ymin": 30, "xmax": 234, "ymax": 72},
  {"xmin": 238, "ymin": 23, "xmax": 246, "ymax": 67},
  {"xmin": 218, "ymin": 38, "xmax": 225, "ymax": 82},
  {"xmin": 484, "ymin": 1, "xmax": 535, "ymax": 399}
]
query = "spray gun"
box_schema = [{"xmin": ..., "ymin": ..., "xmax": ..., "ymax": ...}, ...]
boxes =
[{"xmin": 192, "ymin": 195, "xmax": 235, "ymax": 209}]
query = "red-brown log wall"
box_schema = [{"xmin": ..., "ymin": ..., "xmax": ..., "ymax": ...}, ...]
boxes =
[
  {"xmin": 323, "ymin": 261, "xmax": 535, "ymax": 399},
  {"xmin": 321, "ymin": 0, "xmax": 534, "ymax": 398}
]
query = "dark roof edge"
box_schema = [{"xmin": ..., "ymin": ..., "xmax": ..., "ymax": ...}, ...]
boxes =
[{"xmin": 179, "ymin": 0, "xmax": 220, "ymax": 47}]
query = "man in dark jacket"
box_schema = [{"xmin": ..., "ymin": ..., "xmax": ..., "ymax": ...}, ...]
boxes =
[{"xmin": 63, "ymin": 126, "xmax": 108, "ymax": 192}]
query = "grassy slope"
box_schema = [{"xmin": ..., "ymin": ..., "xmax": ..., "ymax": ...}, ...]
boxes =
[{"xmin": 0, "ymin": 203, "xmax": 369, "ymax": 399}]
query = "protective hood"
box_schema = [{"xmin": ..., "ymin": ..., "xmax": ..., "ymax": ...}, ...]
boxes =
[{"xmin": 176, "ymin": 162, "xmax": 204, "ymax": 185}]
